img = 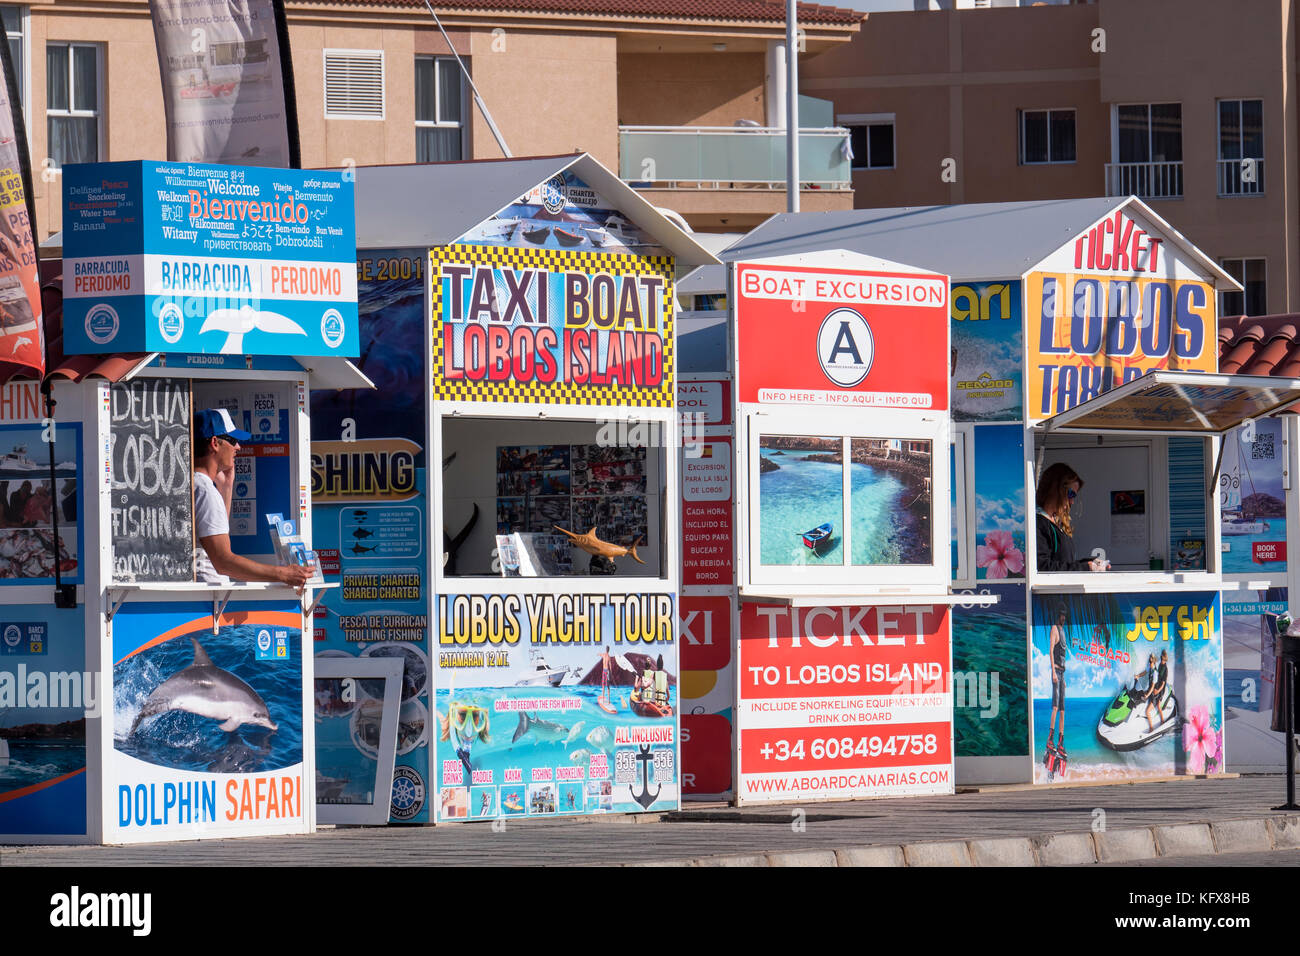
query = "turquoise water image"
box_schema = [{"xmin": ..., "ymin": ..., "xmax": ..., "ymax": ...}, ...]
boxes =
[
  {"xmin": 1220, "ymin": 523, "xmax": 1285, "ymax": 573},
  {"xmin": 953, "ymin": 605, "xmax": 1029, "ymax": 757},
  {"xmin": 850, "ymin": 461, "xmax": 930, "ymax": 565},
  {"xmin": 1032, "ymin": 696, "xmax": 1213, "ymax": 781},
  {"xmin": 759, "ymin": 445, "xmax": 844, "ymax": 565},
  {"xmin": 759, "ymin": 438, "xmax": 930, "ymax": 566}
]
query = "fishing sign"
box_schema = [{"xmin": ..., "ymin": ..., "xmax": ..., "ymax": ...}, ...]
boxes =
[
  {"xmin": 1025, "ymin": 209, "xmax": 1218, "ymax": 422},
  {"xmin": 430, "ymin": 244, "xmax": 675, "ymax": 408},
  {"xmin": 61, "ymin": 160, "xmax": 358, "ymax": 357}
]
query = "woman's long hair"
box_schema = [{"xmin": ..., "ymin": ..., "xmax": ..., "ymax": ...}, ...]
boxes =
[{"xmin": 1036, "ymin": 462, "xmax": 1083, "ymax": 536}]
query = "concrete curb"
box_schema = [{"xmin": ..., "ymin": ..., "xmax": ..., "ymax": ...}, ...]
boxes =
[{"xmin": 638, "ymin": 812, "xmax": 1300, "ymax": 867}]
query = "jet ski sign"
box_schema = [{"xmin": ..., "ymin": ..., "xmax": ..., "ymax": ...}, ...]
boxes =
[
  {"xmin": 431, "ymin": 244, "xmax": 674, "ymax": 408},
  {"xmin": 733, "ymin": 256, "xmax": 949, "ymax": 409},
  {"xmin": 1029, "ymin": 591, "xmax": 1222, "ymax": 785},
  {"xmin": 61, "ymin": 160, "xmax": 358, "ymax": 357}
]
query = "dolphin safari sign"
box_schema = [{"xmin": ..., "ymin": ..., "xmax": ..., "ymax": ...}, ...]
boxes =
[{"xmin": 60, "ymin": 161, "xmax": 358, "ymax": 357}]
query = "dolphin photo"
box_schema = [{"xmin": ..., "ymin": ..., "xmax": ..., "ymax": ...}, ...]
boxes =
[{"xmin": 112, "ymin": 604, "xmax": 303, "ymax": 774}]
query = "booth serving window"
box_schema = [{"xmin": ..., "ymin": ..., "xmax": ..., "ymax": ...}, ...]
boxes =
[
  {"xmin": 744, "ymin": 409, "xmax": 948, "ymax": 592},
  {"xmin": 1028, "ymin": 371, "xmax": 1300, "ymax": 586},
  {"xmin": 109, "ymin": 376, "xmax": 302, "ymax": 584},
  {"xmin": 440, "ymin": 414, "xmax": 671, "ymax": 582}
]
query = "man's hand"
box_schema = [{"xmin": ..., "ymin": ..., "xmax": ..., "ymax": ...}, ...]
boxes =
[
  {"xmin": 276, "ymin": 564, "xmax": 314, "ymax": 590},
  {"xmin": 213, "ymin": 465, "xmax": 235, "ymax": 498}
]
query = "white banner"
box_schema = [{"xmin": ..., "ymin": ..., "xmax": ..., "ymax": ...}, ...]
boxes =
[{"xmin": 149, "ymin": 0, "xmax": 295, "ymax": 166}]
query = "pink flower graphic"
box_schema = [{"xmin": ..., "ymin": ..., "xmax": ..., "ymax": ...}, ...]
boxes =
[
  {"xmin": 1183, "ymin": 705, "xmax": 1219, "ymax": 774},
  {"xmin": 976, "ymin": 530, "xmax": 1024, "ymax": 579}
]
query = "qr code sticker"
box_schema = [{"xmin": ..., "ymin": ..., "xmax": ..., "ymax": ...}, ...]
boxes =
[
  {"xmin": 1252, "ymin": 433, "xmax": 1275, "ymax": 460},
  {"xmin": 652, "ymin": 748, "xmax": 675, "ymax": 784},
  {"xmin": 614, "ymin": 749, "xmax": 637, "ymax": 784}
]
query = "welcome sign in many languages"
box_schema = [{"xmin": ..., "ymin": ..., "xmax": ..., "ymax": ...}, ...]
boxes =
[{"xmin": 60, "ymin": 161, "xmax": 358, "ymax": 357}]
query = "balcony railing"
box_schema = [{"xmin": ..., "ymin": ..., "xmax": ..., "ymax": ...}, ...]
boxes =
[
  {"xmin": 1217, "ymin": 158, "xmax": 1265, "ymax": 196},
  {"xmin": 619, "ymin": 126, "xmax": 852, "ymax": 190},
  {"xmin": 1104, "ymin": 161, "xmax": 1183, "ymax": 200}
]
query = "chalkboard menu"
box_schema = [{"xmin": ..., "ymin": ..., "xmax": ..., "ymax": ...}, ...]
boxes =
[{"xmin": 110, "ymin": 378, "xmax": 194, "ymax": 582}]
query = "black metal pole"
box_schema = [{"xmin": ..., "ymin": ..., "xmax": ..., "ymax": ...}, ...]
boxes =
[{"xmin": 41, "ymin": 380, "xmax": 76, "ymax": 609}]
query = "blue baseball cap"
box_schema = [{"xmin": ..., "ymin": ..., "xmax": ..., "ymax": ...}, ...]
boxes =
[{"xmin": 196, "ymin": 408, "xmax": 251, "ymax": 442}]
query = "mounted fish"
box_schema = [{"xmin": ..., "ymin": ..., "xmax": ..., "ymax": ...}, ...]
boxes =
[{"xmin": 552, "ymin": 525, "xmax": 645, "ymax": 567}]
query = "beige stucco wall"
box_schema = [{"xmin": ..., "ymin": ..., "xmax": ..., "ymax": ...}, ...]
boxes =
[
  {"xmin": 292, "ymin": 23, "xmax": 416, "ymax": 170},
  {"xmin": 803, "ymin": 0, "xmax": 1299, "ymax": 313},
  {"xmin": 617, "ymin": 52, "xmax": 765, "ymax": 127},
  {"xmin": 1099, "ymin": 0, "xmax": 1295, "ymax": 313},
  {"xmin": 466, "ymin": 29, "xmax": 618, "ymax": 167}
]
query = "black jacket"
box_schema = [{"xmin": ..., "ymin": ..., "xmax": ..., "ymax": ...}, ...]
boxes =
[{"xmin": 1036, "ymin": 512, "xmax": 1090, "ymax": 572}]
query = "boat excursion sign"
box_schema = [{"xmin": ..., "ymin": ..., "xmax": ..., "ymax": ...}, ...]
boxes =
[
  {"xmin": 61, "ymin": 161, "xmax": 358, "ymax": 357},
  {"xmin": 430, "ymin": 244, "xmax": 675, "ymax": 408},
  {"xmin": 733, "ymin": 255, "xmax": 949, "ymax": 409}
]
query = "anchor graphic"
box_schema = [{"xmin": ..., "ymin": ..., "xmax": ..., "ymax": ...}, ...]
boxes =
[{"xmin": 630, "ymin": 744, "xmax": 660, "ymax": 810}]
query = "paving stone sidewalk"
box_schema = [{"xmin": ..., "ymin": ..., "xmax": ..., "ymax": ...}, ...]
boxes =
[{"xmin": 3, "ymin": 775, "xmax": 1298, "ymax": 867}]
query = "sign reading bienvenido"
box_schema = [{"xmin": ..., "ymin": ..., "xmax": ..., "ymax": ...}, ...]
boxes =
[{"xmin": 61, "ymin": 160, "xmax": 357, "ymax": 357}]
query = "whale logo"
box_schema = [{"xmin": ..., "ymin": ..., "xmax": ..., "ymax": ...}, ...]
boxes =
[{"xmin": 199, "ymin": 305, "xmax": 307, "ymax": 354}]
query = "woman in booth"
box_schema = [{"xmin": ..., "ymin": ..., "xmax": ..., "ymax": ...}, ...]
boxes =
[{"xmin": 1036, "ymin": 462, "xmax": 1108, "ymax": 572}]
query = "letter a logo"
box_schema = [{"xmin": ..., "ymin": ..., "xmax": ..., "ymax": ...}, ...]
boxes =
[{"xmin": 817, "ymin": 308, "xmax": 874, "ymax": 387}]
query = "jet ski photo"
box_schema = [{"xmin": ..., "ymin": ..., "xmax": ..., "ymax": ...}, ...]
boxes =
[{"xmin": 1096, "ymin": 679, "xmax": 1179, "ymax": 751}]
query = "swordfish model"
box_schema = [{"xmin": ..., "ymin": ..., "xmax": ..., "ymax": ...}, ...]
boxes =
[
  {"xmin": 129, "ymin": 637, "xmax": 278, "ymax": 736},
  {"xmin": 552, "ymin": 526, "xmax": 645, "ymax": 565}
]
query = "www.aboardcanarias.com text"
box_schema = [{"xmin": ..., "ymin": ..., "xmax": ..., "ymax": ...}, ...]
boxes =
[{"xmin": 745, "ymin": 769, "xmax": 949, "ymax": 793}]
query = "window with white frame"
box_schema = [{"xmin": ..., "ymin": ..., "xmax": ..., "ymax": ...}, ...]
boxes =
[
  {"xmin": 840, "ymin": 113, "xmax": 895, "ymax": 170},
  {"xmin": 1217, "ymin": 98, "xmax": 1264, "ymax": 195},
  {"xmin": 1, "ymin": 6, "xmax": 26, "ymax": 111},
  {"xmin": 416, "ymin": 56, "xmax": 464, "ymax": 162},
  {"xmin": 46, "ymin": 42, "xmax": 100, "ymax": 168},
  {"xmin": 1018, "ymin": 108, "xmax": 1075, "ymax": 164},
  {"xmin": 1111, "ymin": 103, "xmax": 1182, "ymax": 199},
  {"xmin": 1219, "ymin": 258, "xmax": 1266, "ymax": 317},
  {"xmin": 323, "ymin": 49, "xmax": 384, "ymax": 120}
]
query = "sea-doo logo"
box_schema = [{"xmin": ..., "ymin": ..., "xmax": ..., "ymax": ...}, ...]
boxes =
[
  {"xmin": 85, "ymin": 303, "xmax": 120, "ymax": 345},
  {"xmin": 816, "ymin": 308, "xmax": 874, "ymax": 387}
]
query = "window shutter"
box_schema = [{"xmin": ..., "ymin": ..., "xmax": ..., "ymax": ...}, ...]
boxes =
[{"xmin": 324, "ymin": 50, "xmax": 385, "ymax": 119}]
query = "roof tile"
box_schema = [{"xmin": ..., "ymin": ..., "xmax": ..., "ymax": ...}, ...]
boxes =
[
  {"xmin": 1219, "ymin": 313, "xmax": 1300, "ymax": 378},
  {"xmin": 304, "ymin": 0, "xmax": 864, "ymax": 25}
]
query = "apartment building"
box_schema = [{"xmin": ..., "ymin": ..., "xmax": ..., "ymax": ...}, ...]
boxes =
[
  {"xmin": 801, "ymin": 0, "xmax": 1296, "ymax": 316},
  {"xmin": 3, "ymin": 0, "xmax": 864, "ymax": 241}
]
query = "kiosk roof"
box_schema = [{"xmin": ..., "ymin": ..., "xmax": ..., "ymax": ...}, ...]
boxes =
[
  {"xmin": 1036, "ymin": 370, "xmax": 1300, "ymax": 436},
  {"xmin": 354, "ymin": 154, "xmax": 717, "ymax": 267},
  {"xmin": 723, "ymin": 197, "xmax": 1233, "ymax": 286}
]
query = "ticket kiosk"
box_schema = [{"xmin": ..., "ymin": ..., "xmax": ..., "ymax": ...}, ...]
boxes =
[{"xmin": 0, "ymin": 159, "xmax": 362, "ymax": 844}]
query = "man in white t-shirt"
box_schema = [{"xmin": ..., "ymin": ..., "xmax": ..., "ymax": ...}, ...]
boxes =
[{"xmin": 194, "ymin": 407, "xmax": 312, "ymax": 589}]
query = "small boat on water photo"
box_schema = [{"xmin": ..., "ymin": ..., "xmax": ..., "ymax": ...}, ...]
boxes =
[
  {"xmin": 799, "ymin": 522, "xmax": 833, "ymax": 552},
  {"xmin": 522, "ymin": 224, "xmax": 551, "ymax": 244},
  {"xmin": 584, "ymin": 226, "xmax": 612, "ymax": 247},
  {"xmin": 553, "ymin": 227, "xmax": 586, "ymax": 247},
  {"xmin": 1222, "ymin": 513, "xmax": 1268, "ymax": 535}
]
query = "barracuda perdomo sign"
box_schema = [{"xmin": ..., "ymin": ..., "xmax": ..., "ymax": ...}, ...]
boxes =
[{"xmin": 61, "ymin": 160, "xmax": 357, "ymax": 357}]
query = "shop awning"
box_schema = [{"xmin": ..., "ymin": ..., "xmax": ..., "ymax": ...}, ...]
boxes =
[{"xmin": 1035, "ymin": 370, "xmax": 1300, "ymax": 435}]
